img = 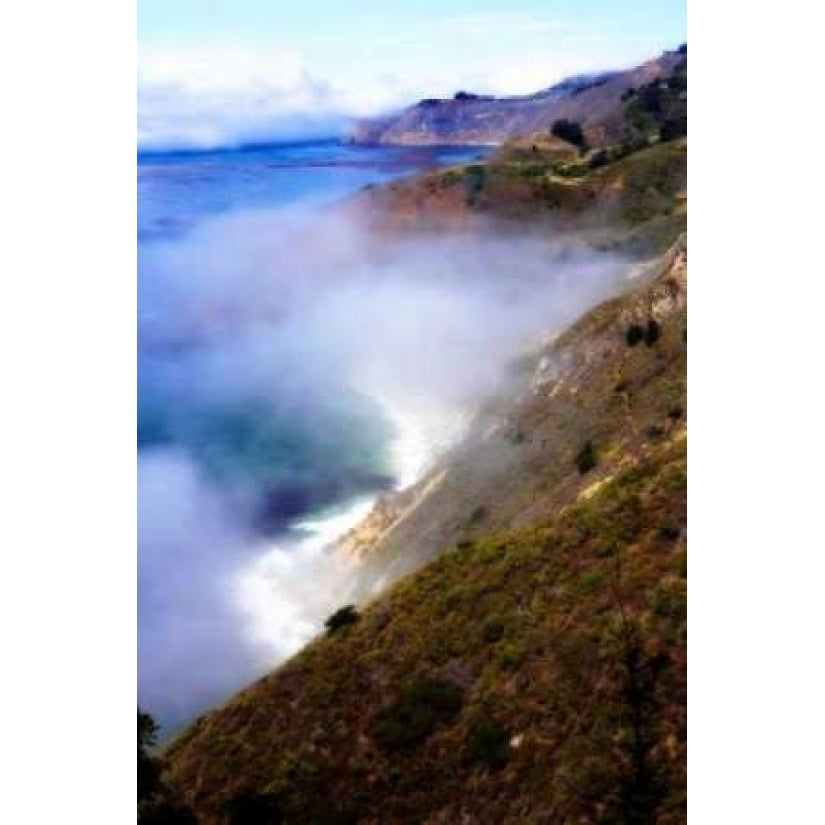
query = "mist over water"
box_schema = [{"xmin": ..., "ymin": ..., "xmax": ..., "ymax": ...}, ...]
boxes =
[{"xmin": 138, "ymin": 141, "xmax": 631, "ymax": 733}]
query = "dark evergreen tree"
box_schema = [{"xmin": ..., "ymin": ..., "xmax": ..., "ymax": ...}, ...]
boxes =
[
  {"xmin": 138, "ymin": 709, "xmax": 200, "ymax": 824},
  {"xmin": 551, "ymin": 119, "xmax": 588, "ymax": 151}
]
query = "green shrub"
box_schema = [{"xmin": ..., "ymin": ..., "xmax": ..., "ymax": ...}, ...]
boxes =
[
  {"xmin": 138, "ymin": 709, "xmax": 200, "ymax": 824},
  {"xmin": 626, "ymin": 324, "xmax": 644, "ymax": 346},
  {"xmin": 496, "ymin": 641, "xmax": 526, "ymax": 670},
  {"xmin": 551, "ymin": 119, "xmax": 588, "ymax": 152},
  {"xmin": 645, "ymin": 319, "xmax": 661, "ymax": 346},
  {"xmin": 661, "ymin": 115, "xmax": 687, "ymax": 141},
  {"xmin": 482, "ymin": 619, "xmax": 505, "ymax": 643},
  {"xmin": 575, "ymin": 441, "xmax": 598, "ymax": 474},
  {"xmin": 589, "ymin": 149, "xmax": 609, "ymax": 169},
  {"xmin": 555, "ymin": 160, "xmax": 590, "ymax": 177},
  {"xmin": 648, "ymin": 586, "xmax": 686, "ymax": 620},
  {"xmin": 324, "ymin": 605, "xmax": 359, "ymax": 635},
  {"xmin": 463, "ymin": 165, "xmax": 486, "ymax": 206},
  {"xmin": 577, "ymin": 570, "xmax": 602, "ymax": 593},
  {"xmin": 467, "ymin": 716, "xmax": 510, "ymax": 770},
  {"xmin": 623, "ymin": 98, "xmax": 659, "ymax": 138},
  {"xmin": 638, "ymin": 83, "xmax": 665, "ymax": 116},
  {"xmin": 622, "ymin": 62, "xmax": 686, "ymax": 148},
  {"xmin": 138, "ymin": 709, "xmax": 162, "ymax": 803},
  {"xmin": 657, "ymin": 525, "xmax": 681, "ymax": 543},
  {"xmin": 511, "ymin": 161, "xmax": 547, "ymax": 179},
  {"xmin": 372, "ymin": 676, "xmax": 464, "ymax": 752}
]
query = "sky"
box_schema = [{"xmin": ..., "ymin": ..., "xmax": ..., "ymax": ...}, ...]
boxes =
[{"xmin": 138, "ymin": 0, "xmax": 686, "ymax": 150}]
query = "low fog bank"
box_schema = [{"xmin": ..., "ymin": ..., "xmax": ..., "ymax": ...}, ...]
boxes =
[
  {"xmin": 138, "ymin": 450, "xmax": 255, "ymax": 729},
  {"xmin": 138, "ymin": 203, "xmax": 633, "ymax": 730}
]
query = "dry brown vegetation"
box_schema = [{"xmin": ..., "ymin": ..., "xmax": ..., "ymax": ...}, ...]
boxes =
[
  {"xmin": 354, "ymin": 139, "xmax": 686, "ymax": 258},
  {"xmin": 163, "ymin": 230, "xmax": 687, "ymax": 824},
  {"xmin": 161, "ymin": 78, "xmax": 688, "ymax": 822},
  {"xmin": 165, "ymin": 435, "xmax": 686, "ymax": 824}
]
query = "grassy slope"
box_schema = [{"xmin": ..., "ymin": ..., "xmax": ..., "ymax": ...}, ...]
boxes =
[
  {"xmin": 344, "ymin": 233, "xmax": 686, "ymax": 593},
  {"xmin": 166, "ymin": 438, "xmax": 686, "ymax": 825},
  {"xmin": 355, "ymin": 139, "xmax": 686, "ymax": 257},
  {"xmin": 164, "ymin": 109, "xmax": 688, "ymax": 823},
  {"xmin": 164, "ymin": 231, "xmax": 687, "ymax": 824}
]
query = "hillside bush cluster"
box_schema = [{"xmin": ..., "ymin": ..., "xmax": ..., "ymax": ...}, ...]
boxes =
[
  {"xmin": 324, "ymin": 605, "xmax": 360, "ymax": 635},
  {"xmin": 576, "ymin": 441, "xmax": 598, "ymax": 474},
  {"xmin": 372, "ymin": 676, "xmax": 464, "ymax": 752},
  {"xmin": 622, "ymin": 60, "xmax": 687, "ymax": 145},
  {"xmin": 626, "ymin": 320, "xmax": 662, "ymax": 348},
  {"xmin": 138, "ymin": 710, "xmax": 199, "ymax": 825},
  {"xmin": 463, "ymin": 165, "xmax": 486, "ymax": 206},
  {"xmin": 162, "ymin": 436, "xmax": 687, "ymax": 824},
  {"xmin": 626, "ymin": 324, "xmax": 645, "ymax": 346},
  {"xmin": 551, "ymin": 119, "xmax": 588, "ymax": 152},
  {"xmin": 467, "ymin": 715, "xmax": 510, "ymax": 770}
]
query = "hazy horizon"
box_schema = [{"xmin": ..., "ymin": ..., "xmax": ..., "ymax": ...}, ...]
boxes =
[{"xmin": 138, "ymin": 1, "xmax": 686, "ymax": 151}]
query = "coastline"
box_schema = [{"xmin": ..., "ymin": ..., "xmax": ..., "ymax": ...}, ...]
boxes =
[
  {"xmin": 141, "ymin": 128, "xmax": 685, "ymax": 730},
  {"xmin": 232, "ymin": 381, "xmax": 475, "ymax": 660}
]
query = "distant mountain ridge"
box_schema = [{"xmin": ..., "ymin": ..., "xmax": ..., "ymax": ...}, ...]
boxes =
[{"xmin": 349, "ymin": 47, "xmax": 685, "ymax": 148}]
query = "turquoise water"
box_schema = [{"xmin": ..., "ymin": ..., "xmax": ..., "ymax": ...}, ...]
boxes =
[
  {"xmin": 138, "ymin": 140, "xmax": 490, "ymax": 731},
  {"xmin": 137, "ymin": 138, "xmax": 628, "ymax": 734},
  {"xmin": 138, "ymin": 140, "xmax": 487, "ymax": 527}
]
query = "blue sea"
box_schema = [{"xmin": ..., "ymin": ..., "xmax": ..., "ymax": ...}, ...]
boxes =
[
  {"xmin": 137, "ymin": 140, "xmax": 490, "ymax": 732},
  {"xmin": 138, "ymin": 140, "xmax": 485, "ymax": 241}
]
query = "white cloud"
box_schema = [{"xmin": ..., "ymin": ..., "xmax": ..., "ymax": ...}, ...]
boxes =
[
  {"xmin": 137, "ymin": 45, "xmax": 451, "ymax": 150},
  {"xmin": 137, "ymin": 39, "xmax": 609, "ymax": 151},
  {"xmin": 138, "ymin": 46, "xmax": 350, "ymax": 150}
]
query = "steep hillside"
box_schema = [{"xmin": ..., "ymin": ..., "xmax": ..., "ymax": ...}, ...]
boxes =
[
  {"xmin": 160, "ymin": 50, "xmax": 688, "ymax": 821},
  {"xmin": 349, "ymin": 47, "xmax": 685, "ymax": 148},
  {"xmin": 342, "ymin": 236, "xmax": 686, "ymax": 595},
  {"xmin": 353, "ymin": 137, "xmax": 686, "ymax": 256},
  {"xmin": 163, "ymin": 233, "xmax": 687, "ymax": 825}
]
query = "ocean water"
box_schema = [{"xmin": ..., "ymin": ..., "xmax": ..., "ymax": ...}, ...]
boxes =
[
  {"xmin": 137, "ymin": 139, "xmax": 631, "ymax": 736},
  {"xmin": 138, "ymin": 140, "xmax": 490, "ymax": 732},
  {"xmin": 138, "ymin": 140, "xmax": 486, "ymax": 241}
]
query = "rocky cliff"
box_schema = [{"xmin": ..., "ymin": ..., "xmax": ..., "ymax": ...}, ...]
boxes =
[{"xmin": 339, "ymin": 234, "xmax": 686, "ymax": 597}]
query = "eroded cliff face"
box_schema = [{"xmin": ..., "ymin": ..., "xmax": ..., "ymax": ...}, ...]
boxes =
[
  {"xmin": 338, "ymin": 234, "xmax": 686, "ymax": 596},
  {"xmin": 348, "ymin": 50, "xmax": 684, "ymax": 148}
]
